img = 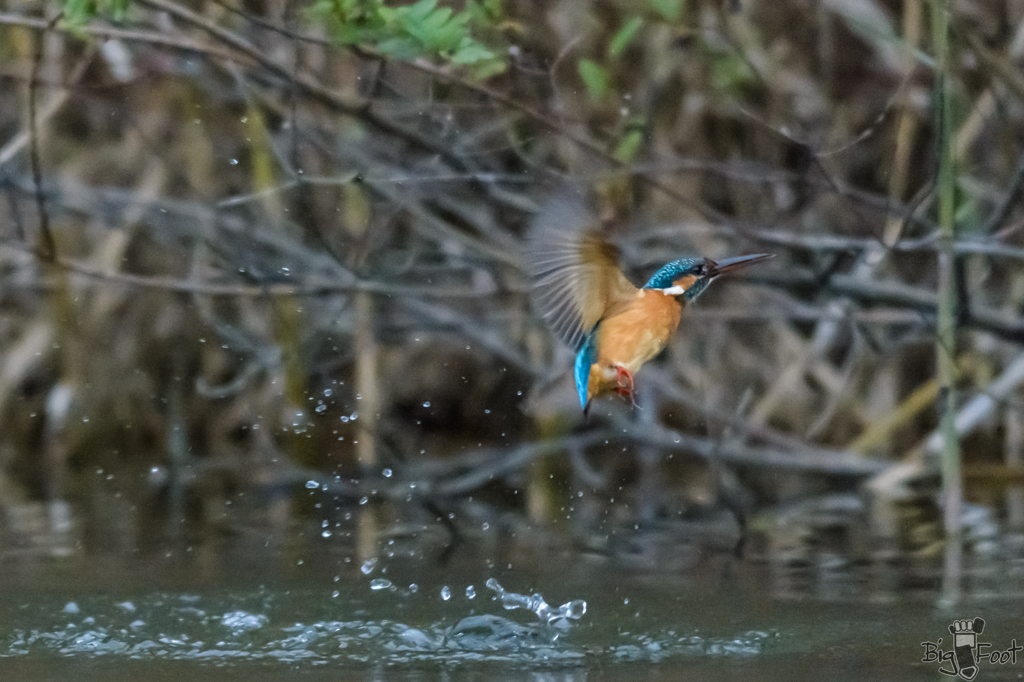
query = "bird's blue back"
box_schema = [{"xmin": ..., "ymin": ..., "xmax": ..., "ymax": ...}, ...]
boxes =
[{"xmin": 574, "ymin": 331, "xmax": 598, "ymax": 409}]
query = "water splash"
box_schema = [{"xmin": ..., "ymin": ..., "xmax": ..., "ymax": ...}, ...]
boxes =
[
  {"xmin": 221, "ymin": 611, "xmax": 268, "ymax": 631},
  {"xmin": 0, "ymin": 589, "xmax": 770, "ymax": 666},
  {"xmin": 485, "ymin": 578, "xmax": 586, "ymax": 625}
]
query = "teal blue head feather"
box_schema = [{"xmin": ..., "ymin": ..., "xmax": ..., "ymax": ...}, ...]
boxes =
[{"xmin": 644, "ymin": 258, "xmax": 712, "ymax": 301}]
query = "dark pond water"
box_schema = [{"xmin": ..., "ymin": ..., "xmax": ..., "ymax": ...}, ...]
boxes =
[{"xmin": 2, "ymin": 526, "xmax": 1023, "ymax": 682}]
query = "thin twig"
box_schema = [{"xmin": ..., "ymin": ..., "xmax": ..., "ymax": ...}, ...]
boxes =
[
  {"xmin": 981, "ymin": 145, "xmax": 1024, "ymax": 234},
  {"xmin": 1, "ymin": 173, "xmax": 26, "ymax": 241},
  {"xmin": 0, "ymin": 13, "xmax": 238, "ymax": 60},
  {"xmin": 429, "ymin": 423, "xmax": 885, "ymax": 497},
  {"xmin": 28, "ymin": 11, "xmax": 61, "ymax": 261},
  {"xmin": 1, "ymin": 245, "xmax": 508, "ymax": 299}
]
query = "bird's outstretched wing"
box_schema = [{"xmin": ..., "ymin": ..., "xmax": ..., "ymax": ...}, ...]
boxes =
[{"xmin": 527, "ymin": 191, "xmax": 638, "ymax": 352}]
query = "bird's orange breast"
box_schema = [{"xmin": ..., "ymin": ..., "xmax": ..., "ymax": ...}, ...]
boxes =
[{"xmin": 588, "ymin": 289, "xmax": 683, "ymax": 397}]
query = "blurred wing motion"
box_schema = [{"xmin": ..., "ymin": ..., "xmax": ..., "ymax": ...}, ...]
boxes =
[{"xmin": 527, "ymin": 192, "xmax": 638, "ymax": 352}]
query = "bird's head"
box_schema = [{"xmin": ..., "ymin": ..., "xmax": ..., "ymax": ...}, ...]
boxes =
[{"xmin": 644, "ymin": 253, "xmax": 773, "ymax": 301}]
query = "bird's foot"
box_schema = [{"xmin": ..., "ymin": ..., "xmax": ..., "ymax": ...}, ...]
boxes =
[
  {"xmin": 614, "ymin": 365, "xmax": 634, "ymax": 390},
  {"xmin": 614, "ymin": 366, "xmax": 636, "ymax": 407}
]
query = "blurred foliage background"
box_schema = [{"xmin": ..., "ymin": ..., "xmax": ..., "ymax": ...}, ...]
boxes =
[{"xmin": 1, "ymin": 0, "xmax": 1024, "ymax": 590}]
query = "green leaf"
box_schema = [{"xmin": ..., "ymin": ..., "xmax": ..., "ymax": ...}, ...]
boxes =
[
  {"xmin": 470, "ymin": 57, "xmax": 507, "ymax": 80},
  {"xmin": 709, "ymin": 50, "xmax": 755, "ymax": 93},
  {"xmin": 376, "ymin": 36, "xmax": 421, "ymax": 59},
  {"xmin": 451, "ymin": 38, "xmax": 495, "ymax": 64},
  {"xmin": 59, "ymin": 0, "xmax": 130, "ymax": 25},
  {"xmin": 61, "ymin": 0, "xmax": 96, "ymax": 26},
  {"xmin": 103, "ymin": 0, "xmax": 129, "ymax": 21},
  {"xmin": 403, "ymin": 0, "xmax": 438, "ymax": 23},
  {"xmin": 467, "ymin": 0, "xmax": 502, "ymax": 23},
  {"xmin": 613, "ymin": 128, "xmax": 645, "ymax": 163},
  {"xmin": 648, "ymin": 0, "xmax": 683, "ymax": 22},
  {"xmin": 609, "ymin": 16, "xmax": 643, "ymax": 57},
  {"xmin": 577, "ymin": 59, "xmax": 609, "ymax": 102},
  {"xmin": 312, "ymin": 0, "xmax": 503, "ymax": 75}
]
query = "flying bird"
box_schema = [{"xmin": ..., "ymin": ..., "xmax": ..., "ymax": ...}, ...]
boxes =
[{"xmin": 528, "ymin": 193, "xmax": 772, "ymax": 415}]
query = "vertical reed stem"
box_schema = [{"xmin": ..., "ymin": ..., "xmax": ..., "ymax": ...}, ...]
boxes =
[
  {"xmin": 355, "ymin": 292, "xmax": 378, "ymax": 471},
  {"xmin": 354, "ymin": 292, "xmax": 379, "ymax": 562},
  {"xmin": 931, "ymin": 0, "xmax": 962, "ymax": 606},
  {"xmin": 1006, "ymin": 408, "xmax": 1024, "ymax": 533}
]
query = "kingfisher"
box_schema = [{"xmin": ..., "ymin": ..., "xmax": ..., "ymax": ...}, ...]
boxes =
[{"xmin": 528, "ymin": 193, "xmax": 772, "ymax": 416}]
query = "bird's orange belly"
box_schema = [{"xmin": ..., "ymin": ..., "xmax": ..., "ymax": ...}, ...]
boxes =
[{"xmin": 589, "ymin": 290, "xmax": 683, "ymax": 397}]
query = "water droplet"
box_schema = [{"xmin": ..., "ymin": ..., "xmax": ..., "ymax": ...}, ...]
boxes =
[
  {"xmin": 370, "ymin": 578, "xmax": 392, "ymax": 591},
  {"xmin": 221, "ymin": 611, "xmax": 267, "ymax": 630},
  {"xmin": 382, "ymin": 468, "xmax": 393, "ymax": 478},
  {"xmin": 305, "ymin": 480, "xmax": 319, "ymax": 489},
  {"xmin": 422, "ymin": 401, "xmax": 431, "ymax": 408},
  {"xmin": 465, "ymin": 585, "xmax": 476, "ymax": 599},
  {"xmin": 360, "ymin": 558, "xmax": 377, "ymax": 575},
  {"xmin": 321, "ymin": 530, "xmax": 332, "ymax": 538},
  {"xmin": 315, "ymin": 404, "xmax": 327, "ymax": 413},
  {"xmin": 440, "ymin": 586, "xmax": 451, "ymax": 601},
  {"xmin": 229, "ymin": 158, "xmax": 238, "ymax": 165},
  {"xmin": 559, "ymin": 599, "xmax": 587, "ymax": 619},
  {"xmin": 324, "ymin": 388, "xmax": 333, "ymax": 397},
  {"xmin": 359, "ymin": 496, "xmax": 369, "ymax": 505},
  {"xmin": 409, "ymin": 583, "xmax": 419, "ymax": 593},
  {"xmin": 332, "ymin": 590, "xmax": 340, "ymax": 598}
]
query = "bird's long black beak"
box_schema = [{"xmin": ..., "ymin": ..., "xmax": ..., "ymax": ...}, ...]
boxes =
[{"xmin": 706, "ymin": 253, "xmax": 774, "ymax": 278}]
